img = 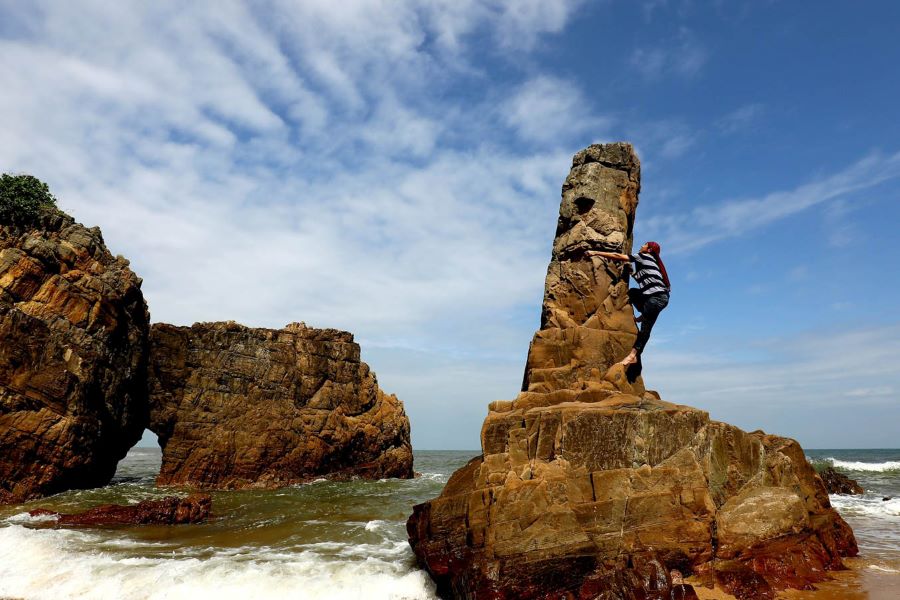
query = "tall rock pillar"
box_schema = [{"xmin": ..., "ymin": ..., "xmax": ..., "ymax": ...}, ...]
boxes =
[{"xmin": 523, "ymin": 143, "xmax": 642, "ymax": 394}]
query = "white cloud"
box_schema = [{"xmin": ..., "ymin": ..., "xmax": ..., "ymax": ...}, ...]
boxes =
[
  {"xmin": 648, "ymin": 325, "xmax": 900, "ymax": 447},
  {"xmin": 415, "ymin": 0, "xmax": 589, "ymax": 52},
  {"xmin": 1, "ymin": 2, "xmax": 606, "ymax": 454},
  {"xmin": 642, "ymin": 150, "xmax": 900, "ymax": 254},
  {"xmin": 492, "ymin": 0, "xmax": 587, "ymax": 49},
  {"xmin": 0, "ymin": 0, "xmax": 590, "ymax": 353},
  {"xmin": 502, "ymin": 75, "xmax": 610, "ymax": 144}
]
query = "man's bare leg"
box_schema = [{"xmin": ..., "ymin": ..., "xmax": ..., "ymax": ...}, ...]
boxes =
[{"xmin": 619, "ymin": 348, "xmax": 638, "ymax": 366}]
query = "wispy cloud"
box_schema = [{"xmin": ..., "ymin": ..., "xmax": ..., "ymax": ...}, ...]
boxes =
[
  {"xmin": 640, "ymin": 0, "xmax": 670, "ymax": 21},
  {"xmin": 642, "ymin": 150, "xmax": 900, "ymax": 253},
  {"xmin": 716, "ymin": 103, "xmax": 765, "ymax": 134},
  {"xmin": 629, "ymin": 118, "xmax": 696, "ymax": 160},
  {"xmin": 630, "ymin": 28, "xmax": 708, "ymax": 80},
  {"xmin": 845, "ymin": 386, "xmax": 893, "ymax": 398},
  {"xmin": 649, "ymin": 324, "xmax": 900, "ymax": 446}
]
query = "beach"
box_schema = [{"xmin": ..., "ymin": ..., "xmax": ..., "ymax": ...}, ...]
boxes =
[{"xmin": 1, "ymin": 448, "xmax": 898, "ymax": 600}]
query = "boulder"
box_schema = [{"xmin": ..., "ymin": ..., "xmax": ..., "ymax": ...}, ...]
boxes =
[
  {"xmin": 148, "ymin": 321, "xmax": 413, "ymax": 488},
  {"xmin": 0, "ymin": 210, "xmax": 149, "ymax": 504},
  {"xmin": 29, "ymin": 493, "xmax": 211, "ymax": 526},
  {"xmin": 406, "ymin": 143, "xmax": 857, "ymax": 600},
  {"xmin": 819, "ymin": 466, "xmax": 864, "ymax": 495}
]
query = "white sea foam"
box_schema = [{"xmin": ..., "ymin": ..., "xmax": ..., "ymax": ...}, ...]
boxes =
[
  {"xmin": 830, "ymin": 495, "xmax": 900, "ymax": 518},
  {"xmin": 0, "ymin": 524, "xmax": 438, "ymax": 600},
  {"xmin": 828, "ymin": 459, "xmax": 900, "ymax": 473},
  {"xmin": 4, "ymin": 511, "xmax": 58, "ymax": 524},
  {"xmin": 366, "ymin": 519, "xmax": 387, "ymax": 532},
  {"xmin": 867, "ymin": 564, "xmax": 900, "ymax": 573}
]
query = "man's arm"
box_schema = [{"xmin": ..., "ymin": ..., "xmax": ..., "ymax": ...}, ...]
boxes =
[{"xmin": 589, "ymin": 251, "xmax": 630, "ymax": 261}]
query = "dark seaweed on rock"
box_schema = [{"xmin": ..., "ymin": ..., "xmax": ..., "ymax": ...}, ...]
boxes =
[
  {"xmin": 820, "ymin": 466, "xmax": 865, "ymax": 495},
  {"xmin": 29, "ymin": 493, "xmax": 211, "ymax": 526}
]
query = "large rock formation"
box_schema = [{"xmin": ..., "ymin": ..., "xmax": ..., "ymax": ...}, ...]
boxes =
[
  {"xmin": 148, "ymin": 321, "xmax": 413, "ymax": 488},
  {"xmin": 0, "ymin": 211, "xmax": 149, "ymax": 504},
  {"xmin": 407, "ymin": 144, "xmax": 857, "ymax": 600}
]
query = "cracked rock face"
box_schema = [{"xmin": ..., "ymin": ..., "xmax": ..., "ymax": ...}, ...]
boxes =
[
  {"xmin": 0, "ymin": 212, "xmax": 149, "ymax": 504},
  {"xmin": 148, "ymin": 321, "xmax": 413, "ymax": 488},
  {"xmin": 407, "ymin": 143, "xmax": 857, "ymax": 600}
]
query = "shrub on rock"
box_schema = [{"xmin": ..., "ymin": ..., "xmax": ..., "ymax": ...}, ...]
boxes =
[{"xmin": 0, "ymin": 174, "xmax": 58, "ymax": 224}]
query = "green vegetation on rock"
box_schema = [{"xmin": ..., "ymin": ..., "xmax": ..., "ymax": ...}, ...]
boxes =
[{"xmin": 0, "ymin": 173, "xmax": 58, "ymax": 225}]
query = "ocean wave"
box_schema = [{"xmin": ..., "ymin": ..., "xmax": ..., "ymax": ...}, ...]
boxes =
[
  {"xmin": 828, "ymin": 459, "xmax": 900, "ymax": 473},
  {"xmin": 867, "ymin": 564, "xmax": 900, "ymax": 573},
  {"xmin": 417, "ymin": 473, "xmax": 449, "ymax": 483},
  {"xmin": 0, "ymin": 524, "xmax": 438, "ymax": 600},
  {"xmin": 830, "ymin": 495, "xmax": 900, "ymax": 518}
]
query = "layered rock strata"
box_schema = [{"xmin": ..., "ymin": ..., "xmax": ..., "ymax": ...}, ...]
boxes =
[
  {"xmin": 29, "ymin": 493, "xmax": 211, "ymax": 526},
  {"xmin": 0, "ymin": 211, "xmax": 149, "ymax": 504},
  {"xmin": 407, "ymin": 143, "xmax": 857, "ymax": 600},
  {"xmin": 148, "ymin": 321, "xmax": 413, "ymax": 488}
]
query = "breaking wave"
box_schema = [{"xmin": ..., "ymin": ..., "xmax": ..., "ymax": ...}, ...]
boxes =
[{"xmin": 0, "ymin": 523, "xmax": 437, "ymax": 600}]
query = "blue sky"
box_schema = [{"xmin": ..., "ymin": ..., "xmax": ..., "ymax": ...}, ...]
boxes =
[{"xmin": 2, "ymin": 0, "xmax": 898, "ymax": 450}]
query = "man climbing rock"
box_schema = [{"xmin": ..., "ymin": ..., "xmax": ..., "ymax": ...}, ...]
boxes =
[{"xmin": 590, "ymin": 241, "xmax": 670, "ymax": 365}]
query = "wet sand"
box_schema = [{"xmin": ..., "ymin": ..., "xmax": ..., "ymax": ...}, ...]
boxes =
[
  {"xmin": 688, "ymin": 556, "xmax": 900, "ymax": 600},
  {"xmin": 778, "ymin": 557, "xmax": 900, "ymax": 600}
]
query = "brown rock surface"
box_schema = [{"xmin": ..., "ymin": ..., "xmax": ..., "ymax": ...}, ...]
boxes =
[
  {"xmin": 148, "ymin": 321, "xmax": 413, "ymax": 488},
  {"xmin": 0, "ymin": 210, "xmax": 149, "ymax": 504},
  {"xmin": 28, "ymin": 493, "xmax": 211, "ymax": 526},
  {"xmin": 407, "ymin": 143, "xmax": 857, "ymax": 600}
]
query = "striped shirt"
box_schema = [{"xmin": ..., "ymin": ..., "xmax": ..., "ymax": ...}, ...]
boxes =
[{"xmin": 630, "ymin": 252, "xmax": 669, "ymax": 298}]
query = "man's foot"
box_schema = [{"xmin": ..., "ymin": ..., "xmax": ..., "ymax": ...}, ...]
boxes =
[
  {"xmin": 634, "ymin": 315, "xmax": 643, "ymax": 323},
  {"xmin": 618, "ymin": 350, "xmax": 639, "ymax": 366}
]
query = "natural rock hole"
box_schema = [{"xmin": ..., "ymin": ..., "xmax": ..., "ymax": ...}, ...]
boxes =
[
  {"xmin": 112, "ymin": 429, "xmax": 162, "ymax": 484},
  {"xmin": 574, "ymin": 196, "xmax": 594, "ymax": 215}
]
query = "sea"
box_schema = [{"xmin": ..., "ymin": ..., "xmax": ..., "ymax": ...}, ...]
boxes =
[{"xmin": 0, "ymin": 448, "xmax": 898, "ymax": 600}]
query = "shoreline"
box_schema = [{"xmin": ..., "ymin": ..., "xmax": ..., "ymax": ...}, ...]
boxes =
[
  {"xmin": 687, "ymin": 556, "xmax": 900, "ymax": 600},
  {"xmin": 2, "ymin": 449, "xmax": 898, "ymax": 600}
]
